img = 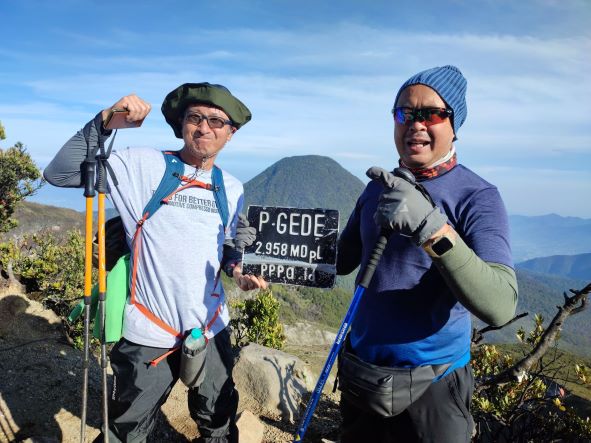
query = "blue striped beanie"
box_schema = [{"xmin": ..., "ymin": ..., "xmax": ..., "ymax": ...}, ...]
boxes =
[{"xmin": 393, "ymin": 65, "xmax": 467, "ymax": 139}]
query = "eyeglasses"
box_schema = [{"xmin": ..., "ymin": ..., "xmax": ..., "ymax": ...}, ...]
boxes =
[
  {"xmin": 184, "ymin": 113, "xmax": 233, "ymax": 129},
  {"xmin": 393, "ymin": 107, "xmax": 453, "ymax": 126}
]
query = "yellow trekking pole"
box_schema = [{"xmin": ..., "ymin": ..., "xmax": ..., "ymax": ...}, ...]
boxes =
[
  {"xmin": 80, "ymin": 156, "xmax": 96, "ymax": 442},
  {"xmin": 95, "ymin": 134, "xmax": 112, "ymax": 443},
  {"xmin": 79, "ymin": 116, "xmax": 120, "ymax": 441}
]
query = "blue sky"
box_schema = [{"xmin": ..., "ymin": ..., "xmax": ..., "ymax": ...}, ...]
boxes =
[{"xmin": 1, "ymin": 0, "xmax": 590, "ymax": 216}]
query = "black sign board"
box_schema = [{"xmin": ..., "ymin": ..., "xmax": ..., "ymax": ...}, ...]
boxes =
[{"xmin": 242, "ymin": 206, "xmax": 339, "ymax": 288}]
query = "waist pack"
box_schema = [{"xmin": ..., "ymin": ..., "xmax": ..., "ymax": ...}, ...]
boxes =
[{"xmin": 337, "ymin": 338, "xmax": 449, "ymax": 418}]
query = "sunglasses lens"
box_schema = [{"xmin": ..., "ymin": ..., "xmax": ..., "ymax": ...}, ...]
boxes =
[
  {"xmin": 424, "ymin": 112, "xmax": 444, "ymax": 126},
  {"xmin": 394, "ymin": 108, "xmax": 409, "ymax": 125},
  {"xmin": 393, "ymin": 108, "xmax": 450, "ymax": 126}
]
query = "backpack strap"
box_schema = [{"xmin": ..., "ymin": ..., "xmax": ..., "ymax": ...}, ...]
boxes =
[
  {"xmin": 211, "ymin": 165, "xmax": 229, "ymax": 230},
  {"xmin": 127, "ymin": 151, "xmax": 189, "ymax": 340},
  {"xmin": 147, "ymin": 151, "xmax": 229, "ymax": 229},
  {"xmin": 141, "ymin": 151, "xmax": 184, "ymax": 221}
]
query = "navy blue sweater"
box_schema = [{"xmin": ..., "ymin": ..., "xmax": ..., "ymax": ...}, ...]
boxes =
[{"xmin": 337, "ymin": 164, "xmax": 513, "ymax": 368}]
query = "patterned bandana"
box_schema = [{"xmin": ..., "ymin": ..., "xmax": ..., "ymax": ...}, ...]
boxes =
[{"xmin": 399, "ymin": 147, "xmax": 457, "ymax": 181}]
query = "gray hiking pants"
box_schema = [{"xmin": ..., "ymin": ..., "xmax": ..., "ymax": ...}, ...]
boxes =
[
  {"xmin": 340, "ymin": 364, "xmax": 475, "ymax": 443},
  {"xmin": 95, "ymin": 327, "xmax": 238, "ymax": 443}
]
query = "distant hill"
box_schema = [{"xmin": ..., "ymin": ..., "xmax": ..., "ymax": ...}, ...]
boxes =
[
  {"xmin": 0, "ymin": 202, "xmax": 120, "ymax": 241},
  {"xmin": 475, "ymin": 269, "xmax": 590, "ymax": 356},
  {"xmin": 510, "ymin": 214, "xmax": 591, "ymax": 262},
  {"xmin": 0, "ymin": 201, "xmax": 85, "ymax": 240},
  {"xmin": 243, "ymin": 155, "xmax": 365, "ymax": 229},
  {"xmin": 517, "ymin": 253, "xmax": 591, "ymax": 281}
]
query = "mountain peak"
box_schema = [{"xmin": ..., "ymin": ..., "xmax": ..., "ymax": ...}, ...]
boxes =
[{"xmin": 244, "ymin": 155, "xmax": 365, "ymax": 228}]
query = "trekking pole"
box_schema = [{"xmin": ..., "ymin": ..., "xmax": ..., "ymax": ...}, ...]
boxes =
[
  {"xmin": 96, "ymin": 178, "xmax": 109, "ymax": 443},
  {"xmin": 95, "ymin": 131, "xmax": 117, "ymax": 443},
  {"xmin": 293, "ymin": 230, "xmax": 390, "ymax": 442},
  {"xmin": 293, "ymin": 167, "xmax": 416, "ymax": 442},
  {"xmin": 80, "ymin": 157, "xmax": 96, "ymax": 443}
]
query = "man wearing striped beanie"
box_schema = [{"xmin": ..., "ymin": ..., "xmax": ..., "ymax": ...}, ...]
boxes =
[{"xmin": 336, "ymin": 66, "xmax": 517, "ymax": 442}]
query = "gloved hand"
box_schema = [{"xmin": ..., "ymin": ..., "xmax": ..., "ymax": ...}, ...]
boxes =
[
  {"xmin": 366, "ymin": 167, "xmax": 448, "ymax": 246},
  {"xmin": 233, "ymin": 213, "xmax": 257, "ymax": 250}
]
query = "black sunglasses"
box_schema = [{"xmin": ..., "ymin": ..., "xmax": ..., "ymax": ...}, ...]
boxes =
[{"xmin": 393, "ymin": 107, "xmax": 453, "ymax": 126}]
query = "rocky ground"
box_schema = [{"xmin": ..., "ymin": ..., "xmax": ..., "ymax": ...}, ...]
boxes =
[{"xmin": 0, "ymin": 288, "xmax": 341, "ymax": 443}]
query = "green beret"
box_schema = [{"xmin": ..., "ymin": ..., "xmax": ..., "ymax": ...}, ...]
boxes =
[{"xmin": 161, "ymin": 82, "xmax": 252, "ymax": 138}]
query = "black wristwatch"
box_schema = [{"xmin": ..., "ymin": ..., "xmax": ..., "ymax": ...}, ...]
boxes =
[
  {"xmin": 423, "ymin": 232, "xmax": 456, "ymax": 257},
  {"xmin": 224, "ymin": 261, "xmax": 239, "ymax": 278}
]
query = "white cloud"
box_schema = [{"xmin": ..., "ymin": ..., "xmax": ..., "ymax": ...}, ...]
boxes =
[{"xmin": 2, "ymin": 21, "xmax": 590, "ymax": 216}]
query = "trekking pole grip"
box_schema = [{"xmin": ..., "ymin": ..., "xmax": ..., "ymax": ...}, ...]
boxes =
[
  {"xmin": 83, "ymin": 159, "xmax": 96, "ymax": 198},
  {"xmin": 359, "ymin": 229, "xmax": 390, "ymax": 288}
]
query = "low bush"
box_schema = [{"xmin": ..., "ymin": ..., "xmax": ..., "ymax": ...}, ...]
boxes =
[{"xmin": 230, "ymin": 288, "xmax": 286, "ymax": 350}]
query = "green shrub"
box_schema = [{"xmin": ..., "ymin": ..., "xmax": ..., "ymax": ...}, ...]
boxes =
[
  {"xmin": 0, "ymin": 140, "xmax": 42, "ymax": 233},
  {"xmin": 0, "ymin": 229, "xmax": 92, "ymax": 348},
  {"xmin": 472, "ymin": 314, "xmax": 591, "ymax": 441},
  {"xmin": 230, "ymin": 288, "xmax": 286, "ymax": 350}
]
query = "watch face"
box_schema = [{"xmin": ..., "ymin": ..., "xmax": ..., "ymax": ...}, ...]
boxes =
[{"xmin": 432, "ymin": 236, "xmax": 454, "ymax": 256}]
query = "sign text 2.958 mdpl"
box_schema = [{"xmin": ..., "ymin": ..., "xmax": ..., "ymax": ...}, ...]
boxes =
[{"xmin": 242, "ymin": 206, "xmax": 339, "ymax": 288}]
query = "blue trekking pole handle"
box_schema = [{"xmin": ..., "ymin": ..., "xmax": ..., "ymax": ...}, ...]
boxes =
[{"xmin": 293, "ymin": 230, "xmax": 390, "ymax": 442}]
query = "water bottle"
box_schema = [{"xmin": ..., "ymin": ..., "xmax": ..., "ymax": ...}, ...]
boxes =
[{"xmin": 179, "ymin": 328, "xmax": 208, "ymax": 387}]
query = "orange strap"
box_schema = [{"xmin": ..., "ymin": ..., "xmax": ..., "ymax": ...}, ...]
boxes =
[
  {"xmin": 129, "ymin": 205, "xmax": 225, "ymax": 366},
  {"xmin": 130, "ymin": 214, "xmax": 183, "ymax": 339},
  {"xmin": 149, "ymin": 288, "xmax": 222, "ymax": 367},
  {"xmin": 149, "ymin": 347, "xmax": 179, "ymax": 367},
  {"xmin": 161, "ymin": 175, "xmax": 212, "ymax": 204},
  {"xmin": 149, "ymin": 296, "xmax": 222, "ymax": 367}
]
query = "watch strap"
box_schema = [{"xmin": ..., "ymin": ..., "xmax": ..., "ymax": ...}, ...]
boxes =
[{"xmin": 423, "ymin": 231, "xmax": 456, "ymax": 257}]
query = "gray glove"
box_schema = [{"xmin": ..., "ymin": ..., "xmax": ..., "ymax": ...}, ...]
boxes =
[
  {"xmin": 234, "ymin": 213, "xmax": 257, "ymax": 250},
  {"xmin": 366, "ymin": 167, "xmax": 448, "ymax": 246}
]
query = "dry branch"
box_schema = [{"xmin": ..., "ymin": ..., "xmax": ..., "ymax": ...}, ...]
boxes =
[
  {"xmin": 471, "ymin": 312, "xmax": 529, "ymax": 346},
  {"xmin": 477, "ymin": 283, "xmax": 591, "ymax": 389}
]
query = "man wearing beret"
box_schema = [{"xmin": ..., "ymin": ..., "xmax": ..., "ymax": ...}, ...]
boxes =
[
  {"xmin": 336, "ymin": 66, "xmax": 518, "ymax": 442},
  {"xmin": 44, "ymin": 83, "xmax": 265, "ymax": 442}
]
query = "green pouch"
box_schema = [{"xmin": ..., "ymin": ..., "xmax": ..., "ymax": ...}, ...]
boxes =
[{"xmin": 68, "ymin": 253, "xmax": 130, "ymax": 343}]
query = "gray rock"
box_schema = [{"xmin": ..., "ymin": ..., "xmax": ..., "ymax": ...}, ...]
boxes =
[
  {"xmin": 234, "ymin": 343, "xmax": 315, "ymax": 422},
  {"xmin": 236, "ymin": 409, "xmax": 264, "ymax": 443}
]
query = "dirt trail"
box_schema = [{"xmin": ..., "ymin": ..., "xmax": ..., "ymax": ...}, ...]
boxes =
[
  {"xmin": 0, "ymin": 291, "xmax": 102, "ymax": 442},
  {"xmin": 0, "ymin": 291, "xmax": 340, "ymax": 442}
]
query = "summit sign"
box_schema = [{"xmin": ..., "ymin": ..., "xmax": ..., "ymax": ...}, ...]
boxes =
[{"xmin": 242, "ymin": 206, "xmax": 339, "ymax": 288}]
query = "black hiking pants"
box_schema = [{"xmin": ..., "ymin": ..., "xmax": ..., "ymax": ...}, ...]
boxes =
[
  {"xmin": 340, "ymin": 364, "xmax": 474, "ymax": 443},
  {"xmin": 94, "ymin": 327, "xmax": 238, "ymax": 443}
]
